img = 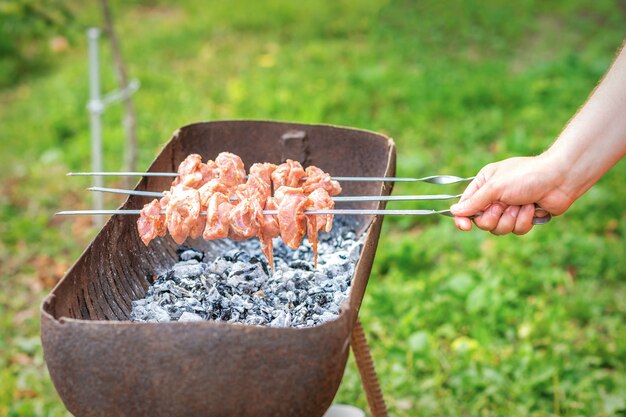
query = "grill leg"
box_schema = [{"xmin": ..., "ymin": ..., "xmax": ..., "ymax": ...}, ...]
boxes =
[{"xmin": 351, "ymin": 319, "xmax": 388, "ymax": 417}]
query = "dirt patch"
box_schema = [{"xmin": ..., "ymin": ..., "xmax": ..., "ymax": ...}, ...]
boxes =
[
  {"xmin": 135, "ymin": 4, "xmax": 185, "ymax": 19},
  {"xmin": 509, "ymin": 15, "xmax": 569, "ymax": 74}
]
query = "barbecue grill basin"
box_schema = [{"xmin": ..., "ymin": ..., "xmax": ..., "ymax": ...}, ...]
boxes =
[{"xmin": 41, "ymin": 120, "xmax": 396, "ymax": 417}]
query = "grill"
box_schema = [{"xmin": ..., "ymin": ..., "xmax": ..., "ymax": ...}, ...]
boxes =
[{"xmin": 41, "ymin": 120, "xmax": 396, "ymax": 416}]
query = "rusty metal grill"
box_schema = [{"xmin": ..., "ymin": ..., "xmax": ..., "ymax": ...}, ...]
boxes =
[{"xmin": 41, "ymin": 120, "xmax": 395, "ymax": 416}]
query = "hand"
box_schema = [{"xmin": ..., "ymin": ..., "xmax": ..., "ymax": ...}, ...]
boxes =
[{"xmin": 450, "ymin": 154, "xmax": 574, "ymax": 235}]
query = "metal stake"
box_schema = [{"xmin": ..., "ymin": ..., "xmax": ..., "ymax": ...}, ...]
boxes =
[
  {"xmin": 87, "ymin": 28, "xmax": 104, "ymax": 228},
  {"xmin": 85, "ymin": 27, "xmax": 140, "ymax": 228}
]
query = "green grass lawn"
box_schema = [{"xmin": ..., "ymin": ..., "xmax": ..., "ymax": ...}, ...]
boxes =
[{"xmin": 1, "ymin": 1, "xmax": 625, "ymax": 415}]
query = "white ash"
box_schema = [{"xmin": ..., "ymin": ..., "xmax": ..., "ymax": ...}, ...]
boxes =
[{"xmin": 130, "ymin": 218, "xmax": 364, "ymax": 328}]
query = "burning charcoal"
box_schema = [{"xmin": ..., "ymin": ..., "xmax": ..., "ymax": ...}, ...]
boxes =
[
  {"xmin": 179, "ymin": 248, "xmax": 204, "ymax": 262},
  {"xmin": 220, "ymin": 298, "xmax": 231, "ymax": 310},
  {"xmin": 292, "ymin": 304, "xmax": 308, "ymax": 320},
  {"xmin": 230, "ymin": 295, "xmax": 246, "ymax": 313},
  {"xmin": 176, "ymin": 245, "xmax": 194, "ymax": 257},
  {"xmin": 172, "ymin": 260, "xmax": 203, "ymax": 280},
  {"xmin": 129, "ymin": 305, "xmax": 147, "ymax": 321},
  {"xmin": 228, "ymin": 265, "xmax": 258, "ymax": 277},
  {"xmin": 281, "ymin": 290, "xmax": 297, "ymax": 306},
  {"xmin": 207, "ymin": 287, "xmax": 221, "ymax": 303},
  {"xmin": 313, "ymin": 293, "xmax": 329, "ymax": 306},
  {"xmin": 222, "ymin": 249, "xmax": 253, "ymax": 263},
  {"xmin": 210, "ymin": 258, "xmax": 231, "ymax": 276},
  {"xmin": 288, "ymin": 260, "xmax": 314, "ymax": 271},
  {"xmin": 333, "ymin": 292, "xmax": 346, "ymax": 305},
  {"xmin": 167, "ymin": 307, "xmax": 183, "ymax": 320},
  {"xmin": 270, "ymin": 311, "xmax": 291, "ymax": 327},
  {"xmin": 130, "ymin": 217, "xmax": 364, "ymax": 327},
  {"xmin": 319, "ymin": 311, "xmax": 337, "ymax": 322},
  {"xmin": 184, "ymin": 297, "xmax": 201, "ymax": 309},
  {"xmin": 149, "ymin": 306, "xmax": 171, "ymax": 322},
  {"xmin": 308, "ymin": 286, "xmax": 323, "ymax": 295},
  {"xmin": 244, "ymin": 316, "xmax": 266, "ymax": 325},
  {"xmin": 179, "ymin": 312, "xmax": 204, "ymax": 322}
]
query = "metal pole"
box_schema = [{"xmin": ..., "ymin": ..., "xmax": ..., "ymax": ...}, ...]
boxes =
[{"xmin": 87, "ymin": 28, "xmax": 104, "ymax": 228}]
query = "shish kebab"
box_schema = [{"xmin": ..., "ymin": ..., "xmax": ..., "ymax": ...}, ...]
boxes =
[{"xmin": 59, "ymin": 153, "xmax": 552, "ymax": 269}]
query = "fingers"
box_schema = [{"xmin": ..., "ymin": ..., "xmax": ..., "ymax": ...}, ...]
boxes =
[
  {"xmin": 453, "ymin": 177, "xmax": 481, "ymax": 231},
  {"xmin": 452, "ymin": 167, "xmax": 496, "ymax": 232},
  {"xmin": 450, "ymin": 182, "xmax": 501, "ymax": 217},
  {"xmin": 459, "ymin": 174, "xmax": 484, "ymax": 203},
  {"xmin": 454, "ymin": 216, "xmax": 473, "ymax": 231},
  {"xmin": 455, "ymin": 203, "xmax": 538, "ymax": 235},
  {"xmin": 473, "ymin": 202, "xmax": 506, "ymax": 231},
  {"xmin": 513, "ymin": 204, "xmax": 535, "ymax": 235},
  {"xmin": 491, "ymin": 205, "xmax": 520, "ymax": 235}
]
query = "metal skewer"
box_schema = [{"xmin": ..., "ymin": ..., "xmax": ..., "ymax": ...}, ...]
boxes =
[
  {"xmin": 55, "ymin": 209, "xmax": 454, "ymax": 216},
  {"xmin": 87, "ymin": 186, "xmax": 462, "ymax": 202},
  {"xmin": 68, "ymin": 172, "xmax": 474, "ymax": 184},
  {"xmin": 54, "ymin": 209, "xmax": 551, "ymax": 224}
]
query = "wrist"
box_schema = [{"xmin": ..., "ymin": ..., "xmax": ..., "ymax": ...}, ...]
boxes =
[
  {"xmin": 535, "ymin": 150, "xmax": 569, "ymax": 192},
  {"xmin": 535, "ymin": 148, "xmax": 581, "ymax": 211}
]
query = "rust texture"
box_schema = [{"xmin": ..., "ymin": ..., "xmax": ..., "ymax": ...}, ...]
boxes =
[{"xmin": 41, "ymin": 120, "xmax": 396, "ymax": 417}]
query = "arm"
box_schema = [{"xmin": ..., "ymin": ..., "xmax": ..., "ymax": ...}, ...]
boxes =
[{"xmin": 450, "ymin": 41, "xmax": 626, "ymax": 235}]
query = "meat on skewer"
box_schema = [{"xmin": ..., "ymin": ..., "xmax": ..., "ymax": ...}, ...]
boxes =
[
  {"xmin": 137, "ymin": 199, "xmax": 167, "ymax": 245},
  {"xmin": 138, "ymin": 153, "xmax": 342, "ymax": 269},
  {"xmin": 198, "ymin": 178, "xmax": 229, "ymax": 207},
  {"xmin": 302, "ymin": 166, "xmax": 342, "ymax": 196},
  {"xmin": 271, "ymin": 159, "xmax": 306, "ymax": 189},
  {"xmin": 165, "ymin": 185, "xmax": 202, "ymax": 244},
  {"xmin": 216, "ymin": 152, "xmax": 246, "ymax": 188},
  {"xmin": 172, "ymin": 154, "xmax": 219, "ymax": 188},
  {"xmin": 306, "ymin": 188, "xmax": 335, "ymax": 267},
  {"xmin": 172, "ymin": 151, "xmax": 246, "ymax": 190},
  {"xmin": 257, "ymin": 197, "xmax": 280, "ymax": 270},
  {"xmin": 226, "ymin": 163, "xmax": 270, "ymax": 241},
  {"xmin": 237, "ymin": 162, "xmax": 276, "ymax": 202},
  {"xmin": 243, "ymin": 163, "xmax": 279, "ymax": 269},
  {"xmin": 190, "ymin": 209, "xmax": 206, "ymax": 240},
  {"xmin": 172, "ymin": 154, "xmax": 202, "ymax": 187},
  {"xmin": 274, "ymin": 186, "xmax": 308, "ymax": 250},
  {"xmin": 203, "ymin": 192, "xmax": 233, "ymax": 240},
  {"xmin": 226, "ymin": 163, "xmax": 280, "ymax": 267},
  {"xmin": 249, "ymin": 162, "xmax": 277, "ymax": 186},
  {"xmin": 228, "ymin": 197, "xmax": 262, "ymax": 241},
  {"xmin": 169, "ymin": 153, "xmax": 245, "ymax": 242}
]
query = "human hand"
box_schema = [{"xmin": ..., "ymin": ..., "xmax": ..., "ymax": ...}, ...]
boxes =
[{"xmin": 450, "ymin": 154, "xmax": 574, "ymax": 235}]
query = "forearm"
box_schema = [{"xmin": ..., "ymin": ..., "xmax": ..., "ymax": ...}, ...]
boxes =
[{"xmin": 544, "ymin": 41, "xmax": 626, "ymax": 201}]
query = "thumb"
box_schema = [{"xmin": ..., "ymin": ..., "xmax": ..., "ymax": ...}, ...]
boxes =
[{"xmin": 450, "ymin": 184, "xmax": 498, "ymax": 216}]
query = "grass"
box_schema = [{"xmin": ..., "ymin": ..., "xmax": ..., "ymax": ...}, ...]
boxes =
[{"xmin": 1, "ymin": 0, "xmax": 625, "ymax": 415}]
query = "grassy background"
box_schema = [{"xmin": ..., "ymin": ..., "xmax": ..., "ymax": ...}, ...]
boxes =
[{"xmin": 1, "ymin": 0, "xmax": 626, "ymax": 415}]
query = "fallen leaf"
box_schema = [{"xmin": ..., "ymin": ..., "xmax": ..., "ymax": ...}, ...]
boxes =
[
  {"xmin": 10, "ymin": 352, "xmax": 33, "ymax": 366},
  {"xmin": 49, "ymin": 36, "xmax": 69, "ymax": 53}
]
